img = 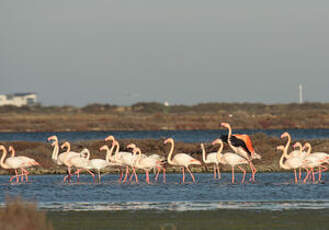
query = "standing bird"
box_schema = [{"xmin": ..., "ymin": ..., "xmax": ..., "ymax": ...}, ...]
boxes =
[
  {"xmin": 48, "ymin": 136, "xmax": 80, "ymax": 183},
  {"xmin": 88, "ymin": 149, "xmax": 115, "ymax": 183},
  {"xmin": 164, "ymin": 138, "xmax": 201, "ymax": 183},
  {"xmin": 280, "ymin": 132, "xmax": 305, "ymax": 183},
  {"xmin": 65, "ymin": 148, "xmax": 96, "ymax": 183},
  {"xmin": 100, "ymin": 143, "xmax": 125, "ymax": 182},
  {"xmin": 302, "ymin": 142, "xmax": 329, "ymax": 183},
  {"xmin": 131, "ymin": 147, "xmax": 161, "ymax": 184},
  {"xmin": 221, "ymin": 122, "xmax": 261, "ymax": 182},
  {"xmin": 201, "ymin": 143, "xmax": 221, "ymax": 179},
  {"xmin": 8, "ymin": 146, "xmax": 40, "ymax": 182},
  {"xmin": 0, "ymin": 145, "xmax": 39, "ymax": 183},
  {"xmin": 277, "ymin": 142, "xmax": 303, "ymax": 184},
  {"xmin": 212, "ymin": 139, "xmax": 248, "ymax": 184}
]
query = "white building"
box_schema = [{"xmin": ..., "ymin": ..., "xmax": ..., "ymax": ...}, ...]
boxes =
[{"xmin": 0, "ymin": 93, "xmax": 37, "ymax": 107}]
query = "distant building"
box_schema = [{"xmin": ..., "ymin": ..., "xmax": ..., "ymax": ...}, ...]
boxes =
[{"xmin": 0, "ymin": 93, "xmax": 37, "ymax": 107}]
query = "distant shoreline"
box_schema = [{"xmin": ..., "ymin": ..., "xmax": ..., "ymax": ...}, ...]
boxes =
[{"xmin": 1, "ymin": 102, "xmax": 329, "ymax": 132}]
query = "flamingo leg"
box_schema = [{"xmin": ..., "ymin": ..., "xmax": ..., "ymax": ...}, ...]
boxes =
[
  {"xmin": 122, "ymin": 166, "xmax": 129, "ymax": 183},
  {"xmin": 20, "ymin": 169, "xmax": 25, "ymax": 183},
  {"xmin": 186, "ymin": 167, "xmax": 196, "ymax": 183},
  {"xmin": 129, "ymin": 169, "xmax": 134, "ymax": 183},
  {"xmin": 294, "ymin": 169, "xmax": 298, "ymax": 184},
  {"xmin": 146, "ymin": 170, "xmax": 150, "ymax": 184},
  {"xmin": 181, "ymin": 167, "xmax": 185, "ymax": 184},
  {"xmin": 163, "ymin": 168, "xmax": 166, "ymax": 183},
  {"xmin": 118, "ymin": 169, "xmax": 123, "ymax": 183},
  {"xmin": 231, "ymin": 166, "xmax": 235, "ymax": 184},
  {"xmin": 98, "ymin": 170, "xmax": 101, "ymax": 183},
  {"xmin": 312, "ymin": 169, "xmax": 315, "ymax": 183},
  {"xmin": 299, "ymin": 168, "xmax": 302, "ymax": 180},
  {"xmin": 10, "ymin": 170, "xmax": 19, "ymax": 183},
  {"xmin": 213, "ymin": 164, "xmax": 216, "ymax": 179},
  {"xmin": 217, "ymin": 164, "xmax": 221, "ymax": 179},
  {"xmin": 86, "ymin": 170, "xmax": 95, "ymax": 183},
  {"xmin": 132, "ymin": 167, "xmax": 138, "ymax": 183},
  {"xmin": 303, "ymin": 169, "xmax": 311, "ymax": 183},
  {"xmin": 154, "ymin": 167, "xmax": 160, "ymax": 181},
  {"xmin": 250, "ymin": 162, "xmax": 257, "ymax": 182},
  {"xmin": 22, "ymin": 168, "xmax": 29, "ymax": 182},
  {"xmin": 238, "ymin": 166, "xmax": 246, "ymax": 184}
]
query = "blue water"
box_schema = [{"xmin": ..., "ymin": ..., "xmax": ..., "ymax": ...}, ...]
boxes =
[
  {"xmin": 1, "ymin": 173, "xmax": 329, "ymax": 211},
  {"xmin": 0, "ymin": 129, "xmax": 329, "ymax": 142}
]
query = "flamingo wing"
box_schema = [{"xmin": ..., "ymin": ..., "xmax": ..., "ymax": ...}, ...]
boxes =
[{"xmin": 221, "ymin": 134, "xmax": 252, "ymax": 156}]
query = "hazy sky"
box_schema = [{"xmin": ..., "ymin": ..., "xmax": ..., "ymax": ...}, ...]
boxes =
[{"xmin": 1, "ymin": 1, "xmax": 329, "ymax": 106}]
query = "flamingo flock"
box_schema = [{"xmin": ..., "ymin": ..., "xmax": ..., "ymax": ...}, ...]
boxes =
[{"xmin": 0, "ymin": 122, "xmax": 329, "ymax": 185}]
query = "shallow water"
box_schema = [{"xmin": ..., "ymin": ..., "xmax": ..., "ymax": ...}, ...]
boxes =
[
  {"xmin": 1, "ymin": 128, "xmax": 329, "ymax": 142},
  {"xmin": 1, "ymin": 173, "xmax": 329, "ymax": 212}
]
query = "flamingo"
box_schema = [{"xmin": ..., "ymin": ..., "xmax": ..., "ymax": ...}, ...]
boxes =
[
  {"xmin": 65, "ymin": 148, "xmax": 96, "ymax": 183},
  {"xmin": 100, "ymin": 144, "xmax": 124, "ymax": 182},
  {"xmin": 127, "ymin": 143, "xmax": 166, "ymax": 183},
  {"xmin": 47, "ymin": 136, "xmax": 80, "ymax": 182},
  {"xmin": 201, "ymin": 143, "xmax": 221, "ymax": 179},
  {"xmin": 88, "ymin": 148, "xmax": 117, "ymax": 183},
  {"xmin": 8, "ymin": 145, "xmax": 40, "ymax": 182},
  {"xmin": 111, "ymin": 140, "xmax": 137, "ymax": 183},
  {"xmin": 105, "ymin": 135, "xmax": 135, "ymax": 183},
  {"xmin": 149, "ymin": 153, "xmax": 167, "ymax": 183},
  {"xmin": 164, "ymin": 138, "xmax": 201, "ymax": 183},
  {"xmin": 0, "ymin": 145, "xmax": 39, "ymax": 183},
  {"xmin": 212, "ymin": 139, "xmax": 248, "ymax": 184},
  {"xmin": 277, "ymin": 142, "xmax": 303, "ymax": 184},
  {"xmin": 280, "ymin": 132, "xmax": 306, "ymax": 183},
  {"xmin": 221, "ymin": 122, "xmax": 261, "ymax": 182},
  {"xmin": 131, "ymin": 147, "xmax": 161, "ymax": 184},
  {"xmin": 302, "ymin": 142, "xmax": 329, "ymax": 183}
]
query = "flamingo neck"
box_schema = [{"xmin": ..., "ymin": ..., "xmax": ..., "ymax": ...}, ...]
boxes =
[
  {"xmin": 0, "ymin": 147, "xmax": 9, "ymax": 169},
  {"xmin": 52, "ymin": 142, "xmax": 59, "ymax": 161},
  {"xmin": 10, "ymin": 148, "xmax": 15, "ymax": 158},
  {"xmin": 226, "ymin": 125, "xmax": 237, "ymax": 153},
  {"xmin": 106, "ymin": 143, "xmax": 116, "ymax": 162},
  {"xmin": 279, "ymin": 148, "xmax": 290, "ymax": 170},
  {"xmin": 167, "ymin": 140, "xmax": 175, "ymax": 165},
  {"xmin": 284, "ymin": 134, "xmax": 291, "ymax": 158},
  {"xmin": 136, "ymin": 148, "xmax": 142, "ymax": 167},
  {"xmin": 114, "ymin": 142, "xmax": 120, "ymax": 162},
  {"xmin": 201, "ymin": 144, "xmax": 209, "ymax": 163},
  {"xmin": 216, "ymin": 142, "xmax": 224, "ymax": 162},
  {"xmin": 65, "ymin": 144, "xmax": 71, "ymax": 152}
]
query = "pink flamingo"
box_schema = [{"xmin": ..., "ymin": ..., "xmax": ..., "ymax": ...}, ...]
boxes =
[
  {"xmin": 164, "ymin": 138, "xmax": 201, "ymax": 183},
  {"xmin": 48, "ymin": 136, "xmax": 80, "ymax": 182},
  {"xmin": 100, "ymin": 143, "xmax": 125, "ymax": 182},
  {"xmin": 211, "ymin": 139, "xmax": 248, "ymax": 184},
  {"xmin": 221, "ymin": 122, "xmax": 261, "ymax": 182},
  {"xmin": 302, "ymin": 142, "xmax": 329, "ymax": 183},
  {"xmin": 131, "ymin": 147, "xmax": 161, "ymax": 184},
  {"xmin": 201, "ymin": 143, "xmax": 221, "ymax": 180},
  {"xmin": 65, "ymin": 148, "xmax": 95, "ymax": 183},
  {"xmin": 0, "ymin": 145, "xmax": 39, "ymax": 183}
]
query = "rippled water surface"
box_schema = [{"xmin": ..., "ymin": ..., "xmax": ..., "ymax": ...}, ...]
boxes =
[
  {"xmin": 1, "ymin": 173, "xmax": 329, "ymax": 212},
  {"xmin": 1, "ymin": 128, "xmax": 329, "ymax": 142}
]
